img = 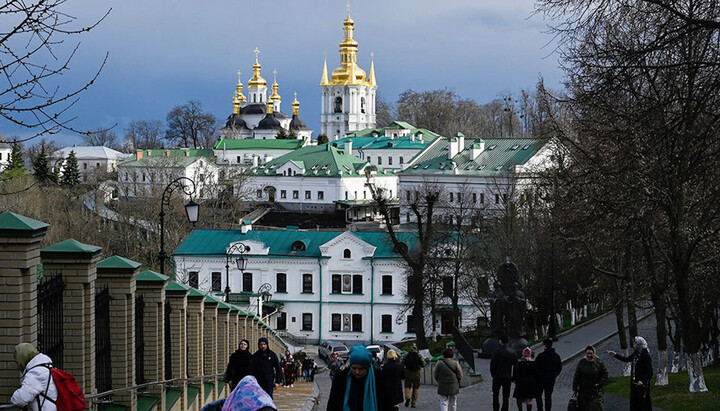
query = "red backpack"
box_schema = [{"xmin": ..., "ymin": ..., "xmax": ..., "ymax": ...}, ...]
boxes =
[{"xmin": 35, "ymin": 364, "xmax": 86, "ymax": 411}]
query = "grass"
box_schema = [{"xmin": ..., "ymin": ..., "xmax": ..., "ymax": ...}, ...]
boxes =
[{"xmin": 604, "ymin": 364, "xmax": 719, "ymax": 411}]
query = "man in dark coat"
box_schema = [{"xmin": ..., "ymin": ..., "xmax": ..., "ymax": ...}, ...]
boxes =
[
  {"xmin": 535, "ymin": 339, "xmax": 562, "ymax": 411},
  {"xmin": 402, "ymin": 344, "xmax": 425, "ymax": 408},
  {"xmin": 607, "ymin": 336, "xmax": 653, "ymax": 411},
  {"xmin": 490, "ymin": 335, "xmax": 517, "ymax": 411},
  {"xmin": 249, "ymin": 337, "xmax": 283, "ymax": 398}
]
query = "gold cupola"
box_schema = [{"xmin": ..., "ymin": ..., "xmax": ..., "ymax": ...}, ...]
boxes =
[
  {"xmin": 292, "ymin": 92, "xmax": 300, "ymax": 116},
  {"xmin": 330, "ymin": 10, "xmax": 368, "ymax": 86},
  {"xmin": 232, "ymin": 70, "xmax": 247, "ymax": 114},
  {"xmin": 265, "ymin": 99, "xmax": 274, "ymax": 114},
  {"xmin": 320, "ymin": 57, "xmax": 330, "ymax": 86},
  {"xmin": 248, "ymin": 47, "xmax": 267, "ymax": 87},
  {"xmin": 270, "ymin": 69, "xmax": 281, "ymax": 103}
]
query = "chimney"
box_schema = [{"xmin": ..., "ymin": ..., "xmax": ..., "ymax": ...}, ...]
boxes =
[
  {"xmin": 240, "ymin": 220, "xmax": 252, "ymax": 234},
  {"xmin": 448, "ymin": 138, "xmax": 459, "ymax": 159},
  {"xmin": 470, "ymin": 141, "xmax": 485, "ymax": 160},
  {"xmin": 454, "ymin": 132, "xmax": 465, "ymax": 154},
  {"xmin": 344, "ymin": 140, "xmax": 353, "ymax": 154},
  {"xmin": 135, "ymin": 151, "xmax": 143, "ymax": 160},
  {"xmin": 184, "ymin": 151, "xmax": 189, "ymax": 157},
  {"xmin": 265, "ymin": 154, "xmax": 273, "ymax": 163},
  {"xmin": 252, "ymin": 155, "xmax": 259, "ymax": 167}
]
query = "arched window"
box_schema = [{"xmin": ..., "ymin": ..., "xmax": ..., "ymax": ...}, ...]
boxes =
[
  {"xmin": 334, "ymin": 97, "xmax": 343, "ymax": 113},
  {"xmin": 343, "ymin": 249, "xmax": 351, "ymax": 258},
  {"xmin": 361, "ymin": 97, "xmax": 366, "ymax": 114}
]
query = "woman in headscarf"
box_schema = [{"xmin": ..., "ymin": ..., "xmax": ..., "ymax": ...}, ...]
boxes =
[
  {"xmin": 512, "ymin": 347, "xmax": 541, "ymax": 411},
  {"xmin": 381, "ymin": 350, "xmax": 404, "ymax": 410},
  {"xmin": 11, "ymin": 343, "xmax": 58, "ymax": 411},
  {"xmin": 572, "ymin": 345, "xmax": 608, "ymax": 411},
  {"xmin": 221, "ymin": 375, "xmax": 277, "ymax": 411},
  {"xmin": 607, "ymin": 336, "xmax": 653, "ymax": 411},
  {"xmin": 327, "ymin": 345, "xmax": 390, "ymax": 411},
  {"xmin": 225, "ymin": 339, "xmax": 252, "ymax": 390}
]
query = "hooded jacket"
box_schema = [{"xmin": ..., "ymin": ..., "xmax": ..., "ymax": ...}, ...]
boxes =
[{"xmin": 11, "ymin": 353, "xmax": 58, "ymax": 411}]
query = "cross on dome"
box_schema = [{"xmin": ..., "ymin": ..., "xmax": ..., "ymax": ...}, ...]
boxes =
[
  {"xmin": 254, "ymin": 47, "xmax": 260, "ymax": 61},
  {"xmin": 347, "ymin": 1, "xmax": 351, "ymax": 16}
]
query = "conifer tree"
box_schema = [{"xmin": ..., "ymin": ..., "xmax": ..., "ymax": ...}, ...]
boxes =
[
  {"xmin": 59, "ymin": 150, "xmax": 81, "ymax": 187},
  {"xmin": 7, "ymin": 142, "xmax": 25, "ymax": 171},
  {"xmin": 32, "ymin": 144, "xmax": 55, "ymax": 185}
]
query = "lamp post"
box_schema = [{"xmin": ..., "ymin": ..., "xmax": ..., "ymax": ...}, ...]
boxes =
[
  {"xmin": 225, "ymin": 242, "xmax": 250, "ymax": 302},
  {"xmin": 257, "ymin": 283, "xmax": 272, "ymax": 319},
  {"xmin": 158, "ymin": 177, "xmax": 199, "ymax": 275}
]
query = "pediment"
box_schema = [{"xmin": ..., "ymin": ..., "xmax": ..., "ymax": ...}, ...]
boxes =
[{"xmin": 319, "ymin": 231, "xmax": 376, "ymax": 257}]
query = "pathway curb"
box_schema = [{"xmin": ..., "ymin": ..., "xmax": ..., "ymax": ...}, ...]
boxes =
[{"xmin": 301, "ymin": 382, "xmax": 320, "ymax": 411}]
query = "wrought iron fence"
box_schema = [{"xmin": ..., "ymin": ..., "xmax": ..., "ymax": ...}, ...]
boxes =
[
  {"xmin": 38, "ymin": 273, "xmax": 64, "ymax": 369},
  {"xmin": 95, "ymin": 285, "xmax": 112, "ymax": 392},
  {"xmin": 135, "ymin": 295, "xmax": 145, "ymax": 385}
]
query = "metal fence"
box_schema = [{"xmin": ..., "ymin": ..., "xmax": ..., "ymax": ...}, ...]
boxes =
[
  {"xmin": 38, "ymin": 273, "xmax": 64, "ymax": 369},
  {"xmin": 95, "ymin": 285, "xmax": 112, "ymax": 393}
]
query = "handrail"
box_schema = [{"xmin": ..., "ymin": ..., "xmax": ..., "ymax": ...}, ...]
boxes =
[{"xmin": 85, "ymin": 372, "xmax": 224, "ymax": 401}]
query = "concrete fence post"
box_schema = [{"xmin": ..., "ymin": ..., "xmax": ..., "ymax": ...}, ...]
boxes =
[
  {"xmin": 186, "ymin": 289, "xmax": 205, "ymax": 404},
  {"xmin": 164, "ymin": 281, "xmax": 189, "ymax": 411},
  {"xmin": 136, "ymin": 270, "xmax": 168, "ymax": 411}
]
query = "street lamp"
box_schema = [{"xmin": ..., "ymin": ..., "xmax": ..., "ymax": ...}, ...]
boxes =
[
  {"xmin": 158, "ymin": 177, "xmax": 198, "ymax": 275},
  {"xmin": 225, "ymin": 242, "xmax": 250, "ymax": 302},
  {"xmin": 257, "ymin": 283, "xmax": 272, "ymax": 318}
]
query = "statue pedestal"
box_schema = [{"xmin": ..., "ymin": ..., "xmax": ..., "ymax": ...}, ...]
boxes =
[
  {"xmin": 480, "ymin": 336, "xmax": 529, "ymax": 358},
  {"xmin": 508, "ymin": 337, "xmax": 529, "ymax": 357}
]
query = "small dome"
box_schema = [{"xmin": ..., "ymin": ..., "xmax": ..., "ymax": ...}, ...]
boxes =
[
  {"xmin": 257, "ymin": 113, "xmax": 282, "ymax": 129},
  {"xmin": 225, "ymin": 114, "xmax": 248, "ymax": 129},
  {"xmin": 240, "ymin": 103, "xmax": 266, "ymax": 115},
  {"xmin": 290, "ymin": 114, "xmax": 308, "ymax": 131}
]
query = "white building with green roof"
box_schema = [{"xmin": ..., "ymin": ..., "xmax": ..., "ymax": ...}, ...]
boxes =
[
  {"xmin": 334, "ymin": 121, "xmax": 442, "ymax": 172},
  {"xmin": 117, "ymin": 149, "xmax": 219, "ymax": 199},
  {"xmin": 212, "ymin": 138, "xmax": 308, "ymax": 167},
  {"xmin": 398, "ymin": 134, "xmax": 553, "ymax": 224},
  {"xmin": 0, "ymin": 139, "xmax": 11, "ymax": 172},
  {"xmin": 245, "ymin": 143, "xmax": 398, "ymax": 215},
  {"xmin": 171, "ymin": 225, "xmax": 481, "ymax": 345}
]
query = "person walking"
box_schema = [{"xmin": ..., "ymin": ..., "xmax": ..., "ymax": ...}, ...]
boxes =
[
  {"xmin": 303, "ymin": 356, "xmax": 317, "ymax": 382},
  {"xmin": 225, "ymin": 339, "xmax": 252, "ymax": 390},
  {"xmin": 11, "ymin": 343, "xmax": 58, "ymax": 411},
  {"xmin": 249, "ymin": 337, "xmax": 283, "ymax": 398},
  {"xmin": 327, "ymin": 345, "xmax": 390, "ymax": 411},
  {"xmin": 382, "ymin": 350, "xmax": 405, "ymax": 410},
  {"xmin": 607, "ymin": 336, "xmax": 653, "ymax": 411},
  {"xmin": 329, "ymin": 352, "xmax": 344, "ymax": 381},
  {"xmin": 535, "ymin": 339, "xmax": 562, "ymax": 411},
  {"xmin": 491, "ymin": 336, "xmax": 517, "ymax": 411},
  {"xmin": 433, "ymin": 348, "xmax": 463, "ymax": 411},
  {"xmin": 572, "ymin": 345, "xmax": 608, "ymax": 411},
  {"xmin": 513, "ymin": 347, "xmax": 541, "ymax": 411},
  {"xmin": 282, "ymin": 350, "xmax": 296, "ymax": 388},
  {"xmin": 402, "ymin": 344, "xmax": 425, "ymax": 408}
]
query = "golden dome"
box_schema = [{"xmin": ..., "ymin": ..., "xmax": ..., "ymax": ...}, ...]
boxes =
[
  {"xmin": 232, "ymin": 70, "xmax": 246, "ymax": 114},
  {"xmin": 327, "ymin": 10, "xmax": 369, "ymax": 86},
  {"xmin": 270, "ymin": 69, "xmax": 281, "ymax": 103},
  {"xmin": 248, "ymin": 47, "xmax": 266, "ymax": 87},
  {"xmin": 292, "ymin": 92, "xmax": 300, "ymax": 116}
]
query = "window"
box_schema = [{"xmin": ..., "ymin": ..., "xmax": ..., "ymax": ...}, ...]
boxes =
[
  {"xmin": 473, "ymin": 193, "xmax": 477, "ymax": 203},
  {"xmin": 366, "ymin": 156, "xmax": 371, "ymax": 163},
  {"xmin": 334, "ymin": 97, "xmax": 343, "ymax": 113},
  {"xmin": 242, "ymin": 272, "xmax": 252, "ymax": 292},
  {"xmin": 277, "ymin": 312, "xmax": 287, "ymax": 330},
  {"xmin": 292, "ymin": 190, "xmax": 299, "ymax": 199},
  {"xmin": 211, "ymin": 272, "xmax": 221, "ymax": 292},
  {"xmin": 352, "ymin": 274, "xmax": 363, "ymax": 294},
  {"xmin": 503, "ymin": 194, "xmax": 508, "ymax": 203},
  {"xmin": 237, "ymin": 155, "xmax": 241, "ymax": 163},
  {"xmin": 343, "ymin": 314, "xmax": 351, "ymax": 331},
  {"xmin": 292, "ymin": 241, "xmax": 306, "ymax": 251},
  {"xmin": 407, "ymin": 315, "xmax": 416, "ymax": 333},
  {"xmin": 332, "ymin": 275, "xmax": 342, "ymax": 293},
  {"xmin": 388, "ymin": 156, "xmax": 393, "ymax": 165},
  {"xmin": 331, "ymin": 314, "xmax": 342, "ymax": 331},
  {"xmin": 381, "ymin": 275, "xmax": 392, "ymax": 295},
  {"xmin": 354, "ymin": 191, "xmax": 357, "ymax": 199},
  {"xmin": 377, "ymin": 157, "xmax": 382, "ymax": 165},
  {"xmin": 406, "ymin": 191, "xmax": 411, "ymax": 201},
  {"xmin": 363, "ymin": 191, "xmax": 367, "ymax": 199},
  {"xmin": 399, "ymin": 156, "xmax": 404, "ymax": 164},
  {"xmin": 381, "ymin": 315, "xmax": 392, "ymax": 332},
  {"xmin": 495, "ymin": 194, "xmax": 500, "ymax": 204},
  {"xmin": 276, "ymin": 273, "xmax": 287, "ymax": 293},
  {"xmin": 345, "ymin": 191, "xmax": 348, "ymax": 200},
  {"xmin": 189, "ymin": 271, "xmax": 198, "ymax": 289},
  {"xmin": 352, "ymin": 314, "xmax": 362, "ymax": 332},
  {"xmin": 480, "ymin": 193, "xmax": 485, "ymax": 204},
  {"xmin": 317, "ymin": 191, "xmax": 324, "ymax": 200},
  {"xmin": 457, "ymin": 193, "xmax": 462, "ymax": 203},
  {"xmin": 449, "ymin": 192, "xmax": 454, "ymax": 202},
  {"xmin": 257, "ymin": 189, "xmax": 262, "ymax": 198},
  {"xmin": 302, "ymin": 274, "xmax": 313, "ymax": 293},
  {"xmin": 342, "ymin": 274, "xmax": 352, "ymax": 293},
  {"xmin": 305, "ymin": 191, "xmax": 311, "ymax": 199},
  {"xmin": 96, "ymin": 162, "xmax": 100, "ymax": 168},
  {"xmin": 343, "ymin": 249, "xmax": 351, "ymax": 259},
  {"xmin": 301, "ymin": 313, "xmax": 312, "ymax": 331},
  {"xmin": 361, "ymin": 97, "xmax": 366, "ymax": 114},
  {"xmin": 280, "ymin": 190, "xmax": 287, "ymax": 199},
  {"xmin": 443, "ymin": 276, "xmax": 453, "ymax": 297},
  {"xmin": 83, "ymin": 163, "xmax": 88, "ymax": 170}
]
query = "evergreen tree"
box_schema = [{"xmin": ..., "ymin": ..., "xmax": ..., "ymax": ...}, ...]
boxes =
[
  {"xmin": 32, "ymin": 144, "xmax": 55, "ymax": 185},
  {"xmin": 7, "ymin": 141, "xmax": 25, "ymax": 171},
  {"xmin": 317, "ymin": 134, "xmax": 329, "ymax": 144},
  {"xmin": 59, "ymin": 150, "xmax": 81, "ymax": 187}
]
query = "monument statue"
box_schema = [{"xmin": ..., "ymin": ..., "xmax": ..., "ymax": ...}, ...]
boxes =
[{"xmin": 481, "ymin": 261, "xmax": 528, "ymax": 357}]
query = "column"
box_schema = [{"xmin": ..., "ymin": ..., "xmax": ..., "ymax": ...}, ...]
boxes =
[
  {"xmin": 136, "ymin": 270, "xmax": 168, "ymax": 410},
  {"xmin": 186, "ymin": 289, "xmax": 205, "ymax": 403},
  {"xmin": 164, "ymin": 281, "xmax": 189, "ymax": 411}
]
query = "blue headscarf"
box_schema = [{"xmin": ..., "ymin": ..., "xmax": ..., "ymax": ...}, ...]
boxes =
[{"xmin": 343, "ymin": 346, "xmax": 377, "ymax": 411}]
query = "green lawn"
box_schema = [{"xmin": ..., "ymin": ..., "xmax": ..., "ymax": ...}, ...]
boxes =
[{"xmin": 604, "ymin": 365, "xmax": 719, "ymax": 411}]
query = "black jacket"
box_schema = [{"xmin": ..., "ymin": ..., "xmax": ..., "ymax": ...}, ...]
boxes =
[
  {"xmin": 535, "ymin": 347, "xmax": 562, "ymax": 382},
  {"xmin": 225, "ymin": 348, "xmax": 252, "ymax": 388},
  {"xmin": 382, "ymin": 359, "xmax": 405, "ymax": 406},
  {"xmin": 490, "ymin": 345, "xmax": 517, "ymax": 380},
  {"xmin": 327, "ymin": 367, "xmax": 391, "ymax": 411},
  {"xmin": 250, "ymin": 349, "xmax": 283, "ymax": 384},
  {"xmin": 614, "ymin": 348, "xmax": 653, "ymax": 386}
]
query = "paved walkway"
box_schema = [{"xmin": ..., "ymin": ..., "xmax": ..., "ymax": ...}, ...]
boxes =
[
  {"xmin": 272, "ymin": 381, "xmax": 315, "ymax": 411},
  {"xmin": 300, "ymin": 308, "xmax": 668, "ymax": 410}
]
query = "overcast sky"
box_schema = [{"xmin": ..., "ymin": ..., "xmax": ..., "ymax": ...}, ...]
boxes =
[{"xmin": 2, "ymin": 0, "xmax": 565, "ymax": 147}]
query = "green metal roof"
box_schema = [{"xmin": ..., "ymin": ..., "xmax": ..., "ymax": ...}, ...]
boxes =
[
  {"xmin": 41, "ymin": 238, "xmax": 102, "ymax": 254},
  {"xmin": 213, "ymin": 138, "xmax": 305, "ymax": 150},
  {"xmin": 165, "ymin": 280, "xmax": 190, "ymax": 292},
  {"xmin": 0, "ymin": 212, "xmax": 49, "ymax": 231},
  {"xmin": 173, "ymin": 229, "xmax": 417, "ymax": 259},
  {"xmin": 136, "ymin": 269, "xmax": 169, "ymax": 282},
  {"xmin": 401, "ymin": 137, "xmax": 546, "ymax": 176},
  {"xmin": 118, "ymin": 149, "xmax": 213, "ymax": 168},
  {"xmin": 345, "ymin": 121, "xmax": 442, "ymax": 142},
  {"xmin": 187, "ymin": 288, "xmax": 206, "ymax": 298},
  {"xmin": 97, "ymin": 255, "xmax": 141, "ymax": 270},
  {"xmin": 247, "ymin": 143, "xmax": 392, "ymax": 178}
]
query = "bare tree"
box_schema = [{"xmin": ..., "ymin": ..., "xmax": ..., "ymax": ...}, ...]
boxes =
[
  {"xmin": 124, "ymin": 120, "xmax": 165, "ymax": 151},
  {"xmin": 82, "ymin": 128, "xmax": 118, "ymax": 148},
  {"xmin": 0, "ymin": 1, "xmax": 110, "ymax": 141},
  {"xmin": 165, "ymin": 100, "xmax": 218, "ymax": 149}
]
